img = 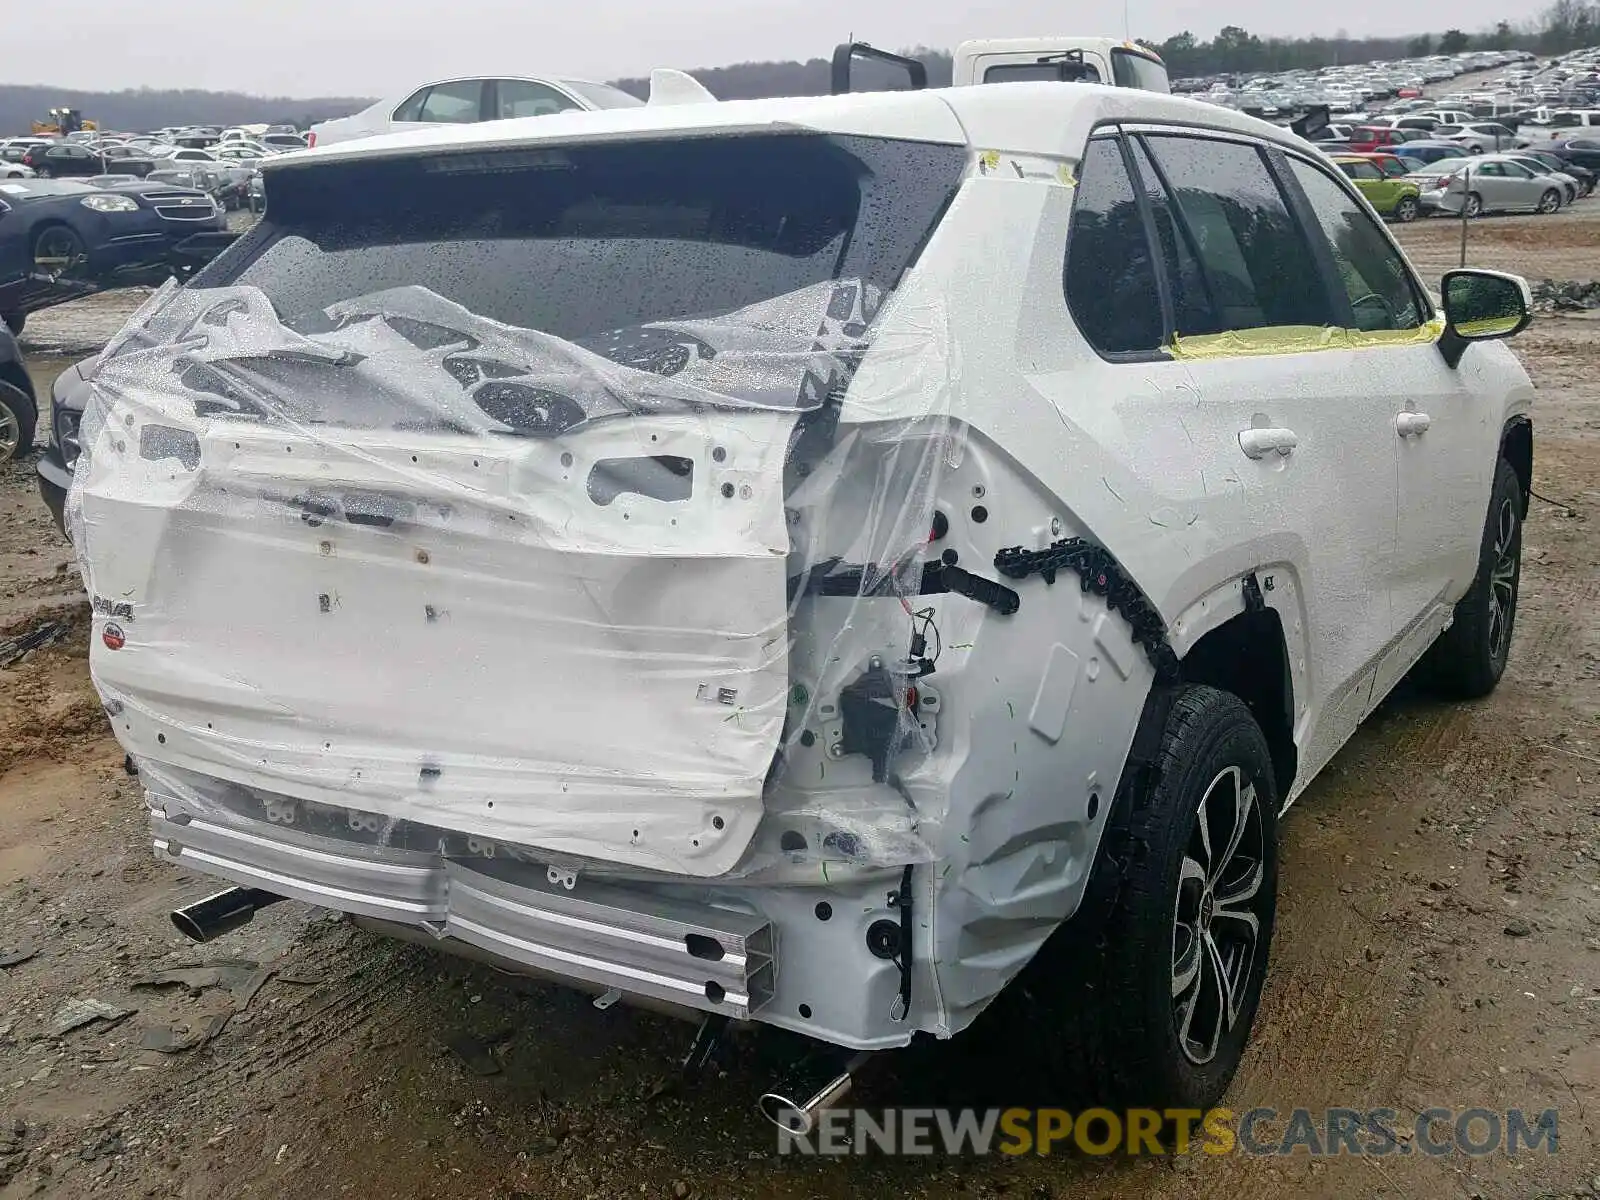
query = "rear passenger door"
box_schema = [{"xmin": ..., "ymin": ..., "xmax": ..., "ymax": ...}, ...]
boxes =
[{"xmin": 1112, "ymin": 129, "xmax": 1403, "ymax": 778}]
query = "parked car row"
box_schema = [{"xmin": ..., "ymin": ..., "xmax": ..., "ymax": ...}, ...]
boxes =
[
  {"xmin": 1185, "ymin": 47, "xmax": 1542, "ymax": 116},
  {"xmin": 1323, "ymin": 143, "xmax": 1592, "ymax": 223},
  {"xmin": 1192, "ymin": 44, "xmax": 1600, "ymax": 123},
  {"xmin": 0, "ymin": 126, "xmax": 307, "ymax": 223}
]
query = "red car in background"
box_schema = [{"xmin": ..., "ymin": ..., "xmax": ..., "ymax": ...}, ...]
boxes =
[{"xmin": 1347, "ymin": 126, "xmax": 1407, "ymax": 153}]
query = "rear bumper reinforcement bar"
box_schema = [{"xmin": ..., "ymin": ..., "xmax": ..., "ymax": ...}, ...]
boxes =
[{"xmin": 149, "ymin": 810, "xmax": 776, "ymax": 1019}]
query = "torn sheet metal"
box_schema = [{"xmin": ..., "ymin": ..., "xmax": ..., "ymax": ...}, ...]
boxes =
[{"xmin": 69, "ymin": 278, "xmax": 956, "ymax": 879}]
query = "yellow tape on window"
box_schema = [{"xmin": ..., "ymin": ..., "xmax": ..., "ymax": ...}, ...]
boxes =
[{"xmin": 1169, "ymin": 318, "xmax": 1445, "ymax": 360}]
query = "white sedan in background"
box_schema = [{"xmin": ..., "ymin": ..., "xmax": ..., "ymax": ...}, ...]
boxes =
[
  {"xmin": 308, "ymin": 74, "xmax": 644, "ymax": 147},
  {"xmin": 1409, "ymin": 156, "xmax": 1568, "ymax": 216}
]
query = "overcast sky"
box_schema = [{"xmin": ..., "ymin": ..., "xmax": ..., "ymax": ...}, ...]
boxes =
[{"xmin": 11, "ymin": 0, "xmax": 1520, "ymax": 97}]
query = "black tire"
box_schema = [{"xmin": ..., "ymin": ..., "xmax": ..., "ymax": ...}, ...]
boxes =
[
  {"xmin": 1465, "ymin": 192, "xmax": 1484, "ymax": 218},
  {"xmin": 1394, "ymin": 196, "xmax": 1419, "ymax": 223},
  {"xmin": 31, "ymin": 224, "xmax": 85, "ymax": 279},
  {"xmin": 2, "ymin": 312, "xmax": 22, "ymax": 337},
  {"xmin": 1026, "ymin": 685, "xmax": 1280, "ymax": 1111},
  {"xmin": 0, "ymin": 380, "xmax": 38, "ymax": 463},
  {"xmin": 1537, "ymin": 189, "xmax": 1561, "ymax": 214},
  {"xmin": 1416, "ymin": 458, "xmax": 1523, "ymax": 699}
]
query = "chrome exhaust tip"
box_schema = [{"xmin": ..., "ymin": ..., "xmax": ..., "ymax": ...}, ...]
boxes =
[
  {"xmin": 756, "ymin": 1051, "xmax": 872, "ymax": 1135},
  {"xmin": 171, "ymin": 887, "xmax": 285, "ymax": 942}
]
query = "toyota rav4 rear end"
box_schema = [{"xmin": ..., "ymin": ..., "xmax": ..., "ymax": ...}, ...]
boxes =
[{"xmin": 68, "ymin": 89, "xmax": 1166, "ymax": 1101}]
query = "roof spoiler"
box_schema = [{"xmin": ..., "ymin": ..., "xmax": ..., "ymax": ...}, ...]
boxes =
[
  {"xmin": 830, "ymin": 43, "xmax": 927, "ymax": 96},
  {"xmin": 648, "ymin": 69, "xmax": 717, "ymax": 105}
]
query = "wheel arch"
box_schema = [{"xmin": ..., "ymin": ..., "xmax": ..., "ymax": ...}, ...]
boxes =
[
  {"xmin": 0, "ymin": 357, "xmax": 34, "ymax": 405},
  {"xmin": 1500, "ymin": 416, "xmax": 1532, "ymax": 516},
  {"xmin": 1178, "ymin": 606, "xmax": 1298, "ymax": 801},
  {"xmin": 28, "ymin": 217, "xmax": 83, "ymax": 257}
]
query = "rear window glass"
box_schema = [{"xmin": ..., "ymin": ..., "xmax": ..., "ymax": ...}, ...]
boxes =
[
  {"xmin": 205, "ymin": 134, "xmax": 964, "ymax": 341},
  {"xmin": 984, "ymin": 61, "xmax": 1102, "ymax": 84},
  {"xmin": 557, "ymin": 80, "xmax": 647, "ymax": 109},
  {"xmin": 1111, "ymin": 49, "xmax": 1169, "ymax": 92}
]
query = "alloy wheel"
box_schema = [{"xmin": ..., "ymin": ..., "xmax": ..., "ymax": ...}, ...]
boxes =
[
  {"xmin": 1171, "ymin": 765, "xmax": 1268, "ymax": 1067},
  {"xmin": 32, "ymin": 228, "xmax": 80, "ymax": 277},
  {"xmin": 1488, "ymin": 495, "xmax": 1519, "ymax": 664},
  {"xmin": 0, "ymin": 395, "xmax": 20, "ymax": 463}
]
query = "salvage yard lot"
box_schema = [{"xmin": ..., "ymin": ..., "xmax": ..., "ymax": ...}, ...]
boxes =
[{"xmin": 0, "ymin": 205, "xmax": 1597, "ymax": 1200}]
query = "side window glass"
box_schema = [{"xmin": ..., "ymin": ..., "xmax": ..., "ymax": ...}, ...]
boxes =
[
  {"xmin": 496, "ymin": 80, "xmax": 581, "ymax": 119},
  {"xmin": 1127, "ymin": 139, "xmax": 1221, "ymax": 338},
  {"xmin": 392, "ymin": 88, "xmax": 430, "ymax": 123},
  {"xmin": 1287, "ymin": 158, "xmax": 1426, "ymax": 334},
  {"xmin": 417, "ymin": 80, "xmax": 483, "ymax": 124},
  {"xmin": 1141, "ymin": 134, "xmax": 1335, "ymax": 331},
  {"xmin": 1063, "ymin": 137, "xmax": 1164, "ymax": 356}
]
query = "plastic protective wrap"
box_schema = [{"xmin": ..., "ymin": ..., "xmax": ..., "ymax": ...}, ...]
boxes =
[{"xmin": 69, "ymin": 275, "xmax": 960, "ymax": 881}]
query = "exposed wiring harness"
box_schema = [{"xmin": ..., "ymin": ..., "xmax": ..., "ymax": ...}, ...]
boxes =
[{"xmin": 993, "ymin": 538, "xmax": 1180, "ymax": 682}]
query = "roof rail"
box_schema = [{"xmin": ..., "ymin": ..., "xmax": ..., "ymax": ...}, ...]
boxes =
[{"xmin": 830, "ymin": 43, "xmax": 927, "ymax": 96}]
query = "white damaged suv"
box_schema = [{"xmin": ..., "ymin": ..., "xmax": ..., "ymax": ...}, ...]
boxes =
[{"xmin": 68, "ymin": 83, "xmax": 1533, "ymax": 1122}]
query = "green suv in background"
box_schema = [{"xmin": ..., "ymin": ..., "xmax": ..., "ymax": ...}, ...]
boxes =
[{"xmin": 1332, "ymin": 154, "xmax": 1422, "ymax": 221}]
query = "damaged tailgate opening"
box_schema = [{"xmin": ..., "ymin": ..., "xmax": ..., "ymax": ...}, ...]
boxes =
[{"xmin": 72, "ymin": 131, "xmax": 968, "ymax": 881}]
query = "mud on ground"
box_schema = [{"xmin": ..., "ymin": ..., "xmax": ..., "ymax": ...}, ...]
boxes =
[{"xmin": 0, "ymin": 209, "xmax": 1597, "ymax": 1200}]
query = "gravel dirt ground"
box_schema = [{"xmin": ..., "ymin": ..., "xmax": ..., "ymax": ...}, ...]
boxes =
[{"xmin": 0, "ymin": 200, "xmax": 1598, "ymax": 1200}]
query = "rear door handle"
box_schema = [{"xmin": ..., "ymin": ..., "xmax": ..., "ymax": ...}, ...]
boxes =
[
  {"xmin": 1396, "ymin": 411, "xmax": 1432, "ymax": 437},
  {"xmin": 1238, "ymin": 427, "xmax": 1299, "ymax": 460}
]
